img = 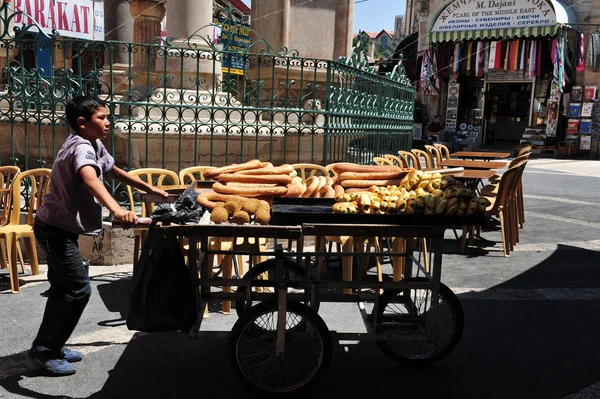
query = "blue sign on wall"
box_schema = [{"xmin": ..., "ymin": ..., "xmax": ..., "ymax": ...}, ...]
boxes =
[{"xmin": 213, "ymin": 16, "xmax": 252, "ymax": 75}]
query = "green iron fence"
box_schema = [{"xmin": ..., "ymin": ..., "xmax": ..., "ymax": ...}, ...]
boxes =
[{"xmin": 0, "ymin": 2, "xmax": 415, "ymax": 191}]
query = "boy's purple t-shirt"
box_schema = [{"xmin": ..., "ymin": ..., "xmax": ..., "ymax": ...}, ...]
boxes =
[{"xmin": 38, "ymin": 133, "xmax": 115, "ymax": 235}]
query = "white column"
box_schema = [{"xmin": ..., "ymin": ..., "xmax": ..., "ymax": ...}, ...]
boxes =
[{"xmin": 166, "ymin": 0, "xmax": 213, "ymax": 43}]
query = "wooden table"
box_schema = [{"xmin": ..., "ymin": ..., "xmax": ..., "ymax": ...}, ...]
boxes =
[
  {"xmin": 439, "ymin": 160, "xmax": 507, "ymax": 170},
  {"xmin": 451, "ymin": 151, "xmax": 511, "ymax": 160},
  {"xmin": 451, "ymin": 169, "xmax": 497, "ymax": 192}
]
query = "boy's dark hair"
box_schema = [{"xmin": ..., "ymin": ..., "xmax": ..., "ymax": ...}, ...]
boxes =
[
  {"xmin": 434, "ymin": 114, "xmax": 442, "ymax": 119},
  {"xmin": 65, "ymin": 96, "xmax": 107, "ymax": 131}
]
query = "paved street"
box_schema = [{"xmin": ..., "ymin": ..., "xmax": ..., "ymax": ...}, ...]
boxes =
[{"xmin": 1, "ymin": 158, "xmax": 600, "ymax": 398}]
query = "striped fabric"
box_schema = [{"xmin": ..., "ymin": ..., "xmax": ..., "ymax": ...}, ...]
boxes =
[{"xmin": 429, "ymin": 26, "xmax": 558, "ymax": 43}]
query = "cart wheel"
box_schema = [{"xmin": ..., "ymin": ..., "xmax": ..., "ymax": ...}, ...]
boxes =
[
  {"xmin": 235, "ymin": 258, "xmax": 319, "ymax": 319},
  {"xmin": 375, "ymin": 277, "xmax": 464, "ymax": 365},
  {"xmin": 229, "ymin": 300, "xmax": 332, "ymax": 396}
]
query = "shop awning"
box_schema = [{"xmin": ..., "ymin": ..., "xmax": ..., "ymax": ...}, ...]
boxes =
[{"xmin": 428, "ymin": 0, "xmax": 578, "ymax": 43}]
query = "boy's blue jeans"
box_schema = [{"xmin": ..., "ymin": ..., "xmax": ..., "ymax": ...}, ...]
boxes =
[{"xmin": 33, "ymin": 218, "xmax": 91, "ymax": 357}]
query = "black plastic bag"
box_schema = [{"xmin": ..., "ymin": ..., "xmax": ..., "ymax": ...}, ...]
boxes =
[
  {"xmin": 127, "ymin": 223, "xmax": 197, "ymax": 333},
  {"xmin": 151, "ymin": 184, "xmax": 204, "ymax": 224}
]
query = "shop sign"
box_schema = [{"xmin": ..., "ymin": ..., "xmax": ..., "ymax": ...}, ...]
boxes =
[
  {"xmin": 13, "ymin": 0, "xmax": 105, "ymax": 41},
  {"xmin": 432, "ymin": 0, "xmax": 556, "ymax": 32},
  {"xmin": 213, "ymin": 16, "xmax": 252, "ymax": 76},
  {"xmin": 486, "ymin": 70, "xmax": 531, "ymax": 81}
]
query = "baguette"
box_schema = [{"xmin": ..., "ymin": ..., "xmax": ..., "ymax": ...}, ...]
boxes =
[
  {"xmin": 218, "ymin": 173, "xmax": 292, "ymax": 185},
  {"xmin": 212, "ymin": 182, "xmax": 288, "ymax": 197},
  {"xmin": 204, "ymin": 159, "xmax": 262, "ymax": 178},
  {"xmin": 331, "ymin": 163, "xmax": 403, "ymax": 175},
  {"xmin": 235, "ymin": 164, "xmax": 294, "ymax": 175},
  {"xmin": 341, "ymin": 179, "xmax": 403, "ymax": 188},
  {"xmin": 339, "ymin": 171, "xmax": 408, "ymax": 181}
]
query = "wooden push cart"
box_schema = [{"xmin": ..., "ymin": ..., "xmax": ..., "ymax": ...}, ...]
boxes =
[{"xmin": 142, "ymin": 198, "xmax": 484, "ymax": 395}]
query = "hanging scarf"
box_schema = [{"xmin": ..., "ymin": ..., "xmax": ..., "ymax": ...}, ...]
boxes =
[
  {"xmin": 495, "ymin": 41, "xmax": 502, "ymax": 69},
  {"xmin": 466, "ymin": 41, "xmax": 473, "ymax": 72},
  {"xmin": 520, "ymin": 39, "xmax": 526, "ymax": 71},
  {"xmin": 420, "ymin": 49, "xmax": 433, "ymax": 93},
  {"xmin": 577, "ymin": 33, "xmax": 585, "ymax": 72},
  {"xmin": 537, "ymin": 40, "xmax": 542, "ymax": 77},
  {"xmin": 483, "ymin": 41, "xmax": 490, "ymax": 74},
  {"xmin": 430, "ymin": 49, "xmax": 440, "ymax": 94},
  {"xmin": 529, "ymin": 40, "xmax": 536, "ymax": 78},
  {"xmin": 489, "ymin": 41, "xmax": 497, "ymax": 69},
  {"xmin": 454, "ymin": 42, "xmax": 461, "ymax": 77},
  {"xmin": 476, "ymin": 41, "xmax": 484, "ymax": 77}
]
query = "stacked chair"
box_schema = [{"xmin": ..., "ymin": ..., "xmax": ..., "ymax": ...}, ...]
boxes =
[{"xmin": 0, "ymin": 168, "xmax": 51, "ymax": 293}]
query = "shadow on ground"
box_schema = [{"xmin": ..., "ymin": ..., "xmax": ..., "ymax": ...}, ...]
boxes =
[{"xmin": 2, "ymin": 245, "xmax": 600, "ymax": 398}]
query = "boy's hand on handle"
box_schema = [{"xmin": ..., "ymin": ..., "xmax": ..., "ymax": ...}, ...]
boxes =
[
  {"xmin": 149, "ymin": 186, "xmax": 169, "ymax": 198},
  {"xmin": 113, "ymin": 209, "xmax": 137, "ymax": 229}
]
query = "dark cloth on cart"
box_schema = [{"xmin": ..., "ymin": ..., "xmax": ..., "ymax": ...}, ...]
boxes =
[{"xmin": 127, "ymin": 222, "xmax": 197, "ymax": 333}]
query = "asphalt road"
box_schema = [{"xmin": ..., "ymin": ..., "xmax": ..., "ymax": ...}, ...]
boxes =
[{"xmin": 1, "ymin": 158, "xmax": 600, "ymax": 399}]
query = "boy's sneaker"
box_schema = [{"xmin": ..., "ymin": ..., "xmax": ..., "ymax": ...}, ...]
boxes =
[
  {"xmin": 29, "ymin": 347, "xmax": 76, "ymax": 376},
  {"xmin": 61, "ymin": 347, "xmax": 83, "ymax": 362}
]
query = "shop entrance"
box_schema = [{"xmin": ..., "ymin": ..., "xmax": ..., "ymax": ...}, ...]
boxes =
[{"xmin": 484, "ymin": 82, "xmax": 532, "ymax": 145}]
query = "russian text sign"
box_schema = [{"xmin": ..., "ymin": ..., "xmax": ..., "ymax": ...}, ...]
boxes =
[{"xmin": 432, "ymin": 0, "xmax": 557, "ymax": 31}]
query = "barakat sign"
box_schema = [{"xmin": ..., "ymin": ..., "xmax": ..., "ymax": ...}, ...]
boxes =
[
  {"xmin": 12, "ymin": 0, "xmax": 104, "ymax": 40},
  {"xmin": 432, "ymin": 0, "xmax": 557, "ymax": 31}
]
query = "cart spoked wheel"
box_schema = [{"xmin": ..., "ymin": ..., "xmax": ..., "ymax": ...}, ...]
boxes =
[
  {"xmin": 235, "ymin": 259, "xmax": 319, "ymax": 319},
  {"xmin": 229, "ymin": 300, "xmax": 332, "ymax": 396},
  {"xmin": 375, "ymin": 277, "xmax": 464, "ymax": 365}
]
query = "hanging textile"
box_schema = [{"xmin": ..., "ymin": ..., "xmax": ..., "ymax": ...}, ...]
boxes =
[
  {"xmin": 466, "ymin": 41, "xmax": 473, "ymax": 72},
  {"xmin": 489, "ymin": 41, "xmax": 497, "ymax": 69},
  {"xmin": 503, "ymin": 41, "xmax": 509, "ymax": 70},
  {"xmin": 476, "ymin": 41, "xmax": 484, "ymax": 77},
  {"xmin": 510, "ymin": 40, "xmax": 519, "ymax": 71},
  {"xmin": 529, "ymin": 40, "xmax": 536, "ymax": 78},
  {"xmin": 536, "ymin": 40, "xmax": 542, "ymax": 77},
  {"xmin": 454, "ymin": 42, "xmax": 461, "ymax": 77},
  {"xmin": 483, "ymin": 41, "xmax": 490, "ymax": 74},
  {"xmin": 520, "ymin": 39, "xmax": 526, "ymax": 71},
  {"xmin": 438, "ymin": 42, "xmax": 447, "ymax": 79},
  {"xmin": 420, "ymin": 49, "xmax": 433, "ymax": 93},
  {"xmin": 430, "ymin": 49, "xmax": 440, "ymax": 94},
  {"xmin": 586, "ymin": 32, "xmax": 600, "ymax": 72},
  {"xmin": 577, "ymin": 33, "xmax": 585, "ymax": 72},
  {"xmin": 495, "ymin": 42, "xmax": 502, "ymax": 69}
]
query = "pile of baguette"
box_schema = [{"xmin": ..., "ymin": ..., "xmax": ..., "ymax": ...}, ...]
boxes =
[
  {"xmin": 196, "ymin": 159, "xmax": 336, "ymax": 211},
  {"xmin": 333, "ymin": 169, "xmax": 491, "ymax": 216}
]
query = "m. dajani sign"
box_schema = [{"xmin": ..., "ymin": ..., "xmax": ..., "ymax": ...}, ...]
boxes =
[
  {"xmin": 432, "ymin": 0, "xmax": 557, "ymax": 31},
  {"xmin": 12, "ymin": 0, "xmax": 105, "ymax": 40}
]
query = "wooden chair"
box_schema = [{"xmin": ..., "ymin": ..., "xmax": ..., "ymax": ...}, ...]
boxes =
[
  {"xmin": 373, "ymin": 156, "xmax": 393, "ymax": 166},
  {"xmin": 384, "ymin": 154, "xmax": 408, "ymax": 168},
  {"xmin": 424, "ymin": 145, "xmax": 443, "ymax": 168},
  {"xmin": 433, "ymin": 143, "xmax": 451, "ymax": 162},
  {"xmin": 0, "ymin": 168, "xmax": 51, "ymax": 293},
  {"xmin": 126, "ymin": 168, "xmax": 180, "ymax": 268},
  {"xmin": 463, "ymin": 161, "xmax": 525, "ymax": 256},
  {"xmin": 178, "ymin": 166, "xmax": 215, "ymax": 184},
  {"xmin": 518, "ymin": 145, "xmax": 532, "ymax": 157},
  {"xmin": 482, "ymin": 153, "xmax": 530, "ymax": 229},
  {"xmin": 410, "ymin": 149, "xmax": 435, "ymax": 169},
  {"xmin": 398, "ymin": 150, "xmax": 422, "ymax": 169}
]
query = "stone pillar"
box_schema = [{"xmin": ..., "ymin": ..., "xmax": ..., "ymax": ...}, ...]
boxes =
[
  {"xmin": 103, "ymin": 0, "xmax": 134, "ymax": 64},
  {"xmin": 163, "ymin": 0, "xmax": 222, "ymax": 91},
  {"xmin": 130, "ymin": 0, "xmax": 166, "ymax": 68},
  {"xmin": 166, "ymin": 0, "xmax": 213, "ymax": 43}
]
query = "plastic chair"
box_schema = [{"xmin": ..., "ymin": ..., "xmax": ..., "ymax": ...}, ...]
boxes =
[
  {"xmin": 0, "ymin": 166, "xmax": 27, "ymax": 273},
  {"xmin": 433, "ymin": 143, "xmax": 451, "ymax": 162},
  {"xmin": 398, "ymin": 150, "xmax": 422, "ymax": 169},
  {"xmin": 0, "ymin": 166, "xmax": 20, "ymax": 226},
  {"xmin": 0, "ymin": 168, "xmax": 51, "ymax": 293},
  {"xmin": 178, "ymin": 166, "xmax": 215, "ymax": 184},
  {"xmin": 384, "ymin": 154, "xmax": 407, "ymax": 168},
  {"xmin": 424, "ymin": 145, "xmax": 443, "ymax": 168},
  {"xmin": 373, "ymin": 156, "xmax": 393, "ymax": 166},
  {"xmin": 518, "ymin": 145, "xmax": 532, "ymax": 157},
  {"xmin": 291, "ymin": 163, "xmax": 328, "ymax": 182},
  {"xmin": 126, "ymin": 168, "xmax": 179, "ymax": 268},
  {"xmin": 410, "ymin": 149, "xmax": 435, "ymax": 169}
]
